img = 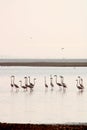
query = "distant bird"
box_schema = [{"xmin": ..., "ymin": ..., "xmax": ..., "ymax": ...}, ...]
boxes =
[
  {"xmin": 44, "ymin": 77, "xmax": 48, "ymax": 88},
  {"xmin": 28, "ymin": 76, "xmax": 36, "ymax": 88},
  {"xmin": 76, "ymin": 79, "xmax": 83, "ymax": 91},
  {"xmin": 60, "ymin": 76, "xmax": 67, "ymax": 89},
  {"xmin": 24, "ymin": 77, "xmax": 31, "ymax": 89},
  {"xmin": 54, "ymin": 75, "xmax": 62, "ymax": 87},
  {"xmin": 50, "ymin": 75, "xmax": 54, "ymax": 87},
  {"xmin": 78, "ymin": 76, "xmax": 84, "ymax": 89},
  {"xmin": 19, "ymin": 80, "xmax": 27, "ymax": 91},
  {"xmin": 12, "ymin": 76, "xmax": 19, "ymax": 91},
  {"xmin": 24, "ymin": 77, "xmax": 28, "ymax": 89},
  {"xmin": 80, "ymin": 78, "xmax": 84, "ymax": 89},
  {"xmin": 10, "ymin": 75, "xmax": 14, "ymax": 88},
  {"xmin": 24, "ymin": 76, "xmax": 28, "ymax": 86}
]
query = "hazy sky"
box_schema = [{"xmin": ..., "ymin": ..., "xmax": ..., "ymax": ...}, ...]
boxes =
[{"xmin": 0, "ymin": 0, "xmax": 87, "ymax": 58}]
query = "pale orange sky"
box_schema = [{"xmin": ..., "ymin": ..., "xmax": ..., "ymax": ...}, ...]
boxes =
[{"xmin": 0, "ymin": 0, "xmax": 87, "ymax": 58}]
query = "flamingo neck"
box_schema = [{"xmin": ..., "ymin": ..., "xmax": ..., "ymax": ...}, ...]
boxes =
[
  {"xmin": 50, "ymin": 78, "xmax": 53, "ymax": 84},
  {"xmin": 33, "ymin": 79, "xmax": 35, "ymax": 85},
  {"xmin": 25, "ymin": 78, "xmax": 28, "ymax": 85},
  {"xmin": 28, "ymin": 77, "xmax": 30, "ymax": 84},
  {"xmin": 11, "ymin": 77, "xmax": 13, "ymax": 84},
  {"xmin": 20, "ymin": 81, "xmax": 22, "ymax": 87},
  {"xmin": 76, "ymin": 80, "xmax": 78, "ymax": 86},
  {"xmin": 78, "ymin": 78, "xmax": 80, "ymax": 85},
  {"xmin": 55, "ymin": 76, "xmax": 57, "ymax": 83},
  {"xmin": 81, "ymin": 79, "xmax": 83, "ymax": 85},
  {"xmin": 13, "ymin": 77, "xmax": 15, "ymax": 85},
  {"xmin": 61, "ymin": 78, "xmax": 63, "ymax": 84}
]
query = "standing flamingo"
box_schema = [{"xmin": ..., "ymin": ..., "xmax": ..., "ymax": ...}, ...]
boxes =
[
  {"xmin": 28, "ymin": 76, "xmax": 36, "ymax": 88},
  {"xmin": 54, "ymin": 75, "xmax": 62, "ymax": 87},
  {"xmin": 80, "ymin": 78, "xmax": 84, "ymax": 89},
  {"xmin": 44, "ymin": 76, "xmax": 48, "ymax": 88},
  {"xmin": 12, "ymin": 76, "xmax": 19, "ymax": 91},
  {"xmin": 76, "ymin": 79, "xmax": 83, "ymax": 91},
  {"xmin": 60, "ymin": 76, "xmax": 67, "ymax": 89},
  {"xmin": 19, "ymin": 80, "xmax": 27, "ymax": 91},
  {"xmin": 78, "ymin": 76, "xmax": 84, "ymax": 89},
  {"xmin": 10, "ymin": 75, "xmax": 14, "ymax": 89},
  {"xmin": 50, "ymin": 75, "xmax": 54, "ymax": 87},
  {"xmin": 24, "ymin": 77, "xmax": 28, "ymax": 90},
  {"xmin": 24, "ymin": 77, "xmax": 31, "ymax": 89}
]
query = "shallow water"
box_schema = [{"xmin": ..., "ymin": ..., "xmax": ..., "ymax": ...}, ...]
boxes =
[{"xmin": 0, "ymin": 66, "xmax": 87, "ymax": 124}]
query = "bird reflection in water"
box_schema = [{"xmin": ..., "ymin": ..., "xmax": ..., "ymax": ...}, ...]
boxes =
[{"xmin": 29, "ymin": 88, "xmax": 34, "ymax": 95}]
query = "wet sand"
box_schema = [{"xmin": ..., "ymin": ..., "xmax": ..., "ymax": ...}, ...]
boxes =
[
  {"xmin": 0, "ymin": 59, "xmax": 87, "ymax": 66},
  {"xmin": 0, "ymin": 123, "xmax": 87, "ymax": 130}
]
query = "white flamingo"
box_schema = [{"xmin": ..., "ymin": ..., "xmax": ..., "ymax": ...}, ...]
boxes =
[
  {"xmin": 44, "ymin": 76, "xmax": 48, "ymax": 88},
  {"xmin": 10, "ymin": 75, "xmax": 14, "ymax": 89},
  {"xmin": 76, "ymin": 79, "xmax": 83, "ymax": 91},
  {"xmin": 28, "ymin": 76, "xmax": 36, "ymax": 88},
  {"xmin": 78, "ymin": 76, "xmax": 84, "ymax": 89},
  {"xmin": 19, "ymin": 80, "xmax": 27, "ymax": 91},
  {"xmin": 12, "ymin": 76, "xmax": 19, "ymax": 91},
  {"xmin": 54, "ymin": 75, "xmax": 62, "ymax": 87},
  {"xmin": 60, "ymin": 76, "xmax": 67, "ymax": 89},
  {"xmin": 50, "ymin": 75, "xmax": 54, "ymax": 87}
]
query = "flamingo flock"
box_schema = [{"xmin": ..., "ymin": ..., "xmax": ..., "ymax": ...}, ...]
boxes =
[
  {"xmin": 10, "ymin": 75, "xmax": 36, "ymax": 92},
  {"xmin": 10, "ymin": 75, "xmax": 84, "ymax": 92},
  {"xmin": 44, "ymin": 75, "xmax": 67, "ymax": 90}
]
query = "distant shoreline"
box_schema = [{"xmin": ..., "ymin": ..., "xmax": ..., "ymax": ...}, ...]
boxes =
[
  {"xmin": 0, "ymin": 122, "xmax": 87, "ymax": 130},
  {"xmin": 0, "ymin": 59, "xmax": 87, "ymax": 66}
]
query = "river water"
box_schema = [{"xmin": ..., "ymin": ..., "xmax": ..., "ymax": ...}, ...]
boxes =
[{"xmin": 0, "ymin": 66, "xmax": 87, "ymax": 124}]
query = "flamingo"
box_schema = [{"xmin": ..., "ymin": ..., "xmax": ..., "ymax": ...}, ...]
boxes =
[
  {"xmin": 78, "ymin": 76, "xmax": 84, "ymax": 89},
  {"xmin": 24, "ymin": 76, "xmax": 29, "ymax": 90},
  {"xmin": 76, "ymin": 79, "xmax": 83, "ymax": 91},
  {"xmin": 12, "ymin": 76, "xmax": 19, "ymax": 91},
  {"xmin": 10, "ymin": 75, "xmax": 14, "ymax": 89},
  {"xmin": 44, "ymin": 76, "xmax": 48, "ymax": 88},
  {"xmin": 54, "ymin": 75, "xmax": 62, "ymax": 87},
  {"xmin": 19, "ymin": 80, "xmax": 27, "ymax": 91},
  {"xmin": 50, "ymin": 75, "xmax": 54, "ymax": 87},
  {"xmin": 28, "ymin": 76, "xmax": 36, "ymax": 88},
  {"xmin": 24, "ymin": 77, "xmax": 28, "ymax": 86},
  {"xmin": 24, "ymin": 77, "xmax": 31, "ymax": 89},
  {"xmin": 60, "ymin": 76, "xmax": 67, "ymax": 89},
  {"xmin": 80, "ymin": 78, "xmax": 84, "ymax": 89}
]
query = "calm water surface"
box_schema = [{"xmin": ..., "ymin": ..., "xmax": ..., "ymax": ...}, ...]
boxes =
[{"xmin": 0, "ymin": 66, "xmax": 87, "ymax": 124}]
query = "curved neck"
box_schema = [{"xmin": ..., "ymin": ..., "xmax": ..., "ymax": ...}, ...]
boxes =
[
  {"xmin": 60, "ymin": 77, "xmax": 63, "ymax": 84},
  {"xmin": 13, "ymin": 77, "xmax": 15, "ymax": 85},
  {"xmin": 55, "ymin": 76, "xmax": 57, "ymax": 83},
  {"xmin": 33, "ymin": 79, "xmax": 35, "ymax": 85},
  {"xmin": 28, "ymin": 77, "xmax": 30, "ymax": 84},
  {"xmin": 44, "ymin": 77, "xmax": 46, "ymax": 84},
  {"xmin": 20, "ymin": 81, "xmax": 22, "ymax": 87},
  {"xmin": 76, "ymin": 80, "xmax": 78, "ymax": 86},
  {"xmin": 81, "ymin": 79, "xmax": 83, "ymax": 85},
  {"xmin": 25, "ymin": 78, "xmax": 28, "ymax": 85},
  {"xmin": 78, "ymin": 78, "xmax": 80, "ymax": 85},
  {"xmin": 11, "ymin": 77, "xmax": 13, "ymax": 84},
  {"xmin": 50, "ymin": 78, "xmax": 52, "ymax": 84}
]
